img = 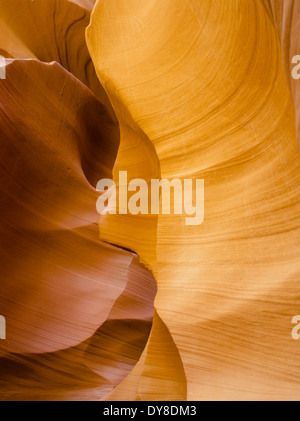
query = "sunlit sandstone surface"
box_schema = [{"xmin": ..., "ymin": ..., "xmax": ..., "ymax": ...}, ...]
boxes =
[{"xmin": 0, "ymin": 0, "xmax": 300, "ymax": 401}]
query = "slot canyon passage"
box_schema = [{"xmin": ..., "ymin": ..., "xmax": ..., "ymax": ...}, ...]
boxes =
[{"xmin": 1, "ymin": 0, "xmax": 300, "ymax": 401}]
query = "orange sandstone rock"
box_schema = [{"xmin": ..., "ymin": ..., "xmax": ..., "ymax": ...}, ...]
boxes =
[{"xmin": 87, "ymin": 0, "xmax": 300, "ymax": 400}]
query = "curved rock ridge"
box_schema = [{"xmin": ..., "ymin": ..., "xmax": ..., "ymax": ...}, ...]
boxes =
[
  {"xmin": 0, "ymin": 58, "xmax": 120, "ymax": 354},
  {"xmin": 0, "ymin": 59, "xmax": 156, "ymax": 399},
  {"xmin": 1, "ymin": 0, "xmax": 300, "ymax": 402},
  {"xmin": 87, "ymin": 0, "xmax": 300, "ymax": 400},
  {"xmin": 0, "ymin": 0, "xmax": 114, "ymax": 118},
  {"xmin": 262, "ymin": 0, "xmax": 300, "ymax": 147},
  {"xmin": 0, "ymin": 257, "xmax": 156, "ymax": 401}
]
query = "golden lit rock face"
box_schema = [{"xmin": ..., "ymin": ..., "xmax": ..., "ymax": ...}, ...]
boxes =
[
  {"xmin": 87, "ymin": 0, "xmax": 300, "ymax": 400},
  {"xmin": 1, "ymin": 0, "xmax": 300, "ymax": 401},
  {"xmin": 262, "ymin": 0, "xmax": 300, "ymax": 146}
]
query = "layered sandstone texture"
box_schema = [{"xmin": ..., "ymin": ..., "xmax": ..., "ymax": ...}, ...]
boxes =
[
  {"xmin": 0, "ymin": 0, "xmax": 156, "ymax": 400},
  {"xmin": 0, "ymin": 0, "xmax": 300, "ymax": 401},
  {"xmin": 87, "ymin": 0, "xmax": 300, "ymax": 400}
]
